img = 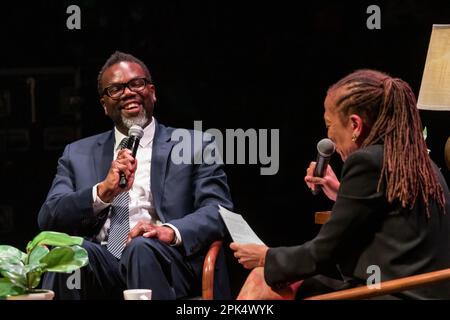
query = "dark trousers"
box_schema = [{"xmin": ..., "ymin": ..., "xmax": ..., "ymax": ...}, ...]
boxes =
[{"xmin": 42, "ymin": 236, "xmax": 198, "ymax": 300}]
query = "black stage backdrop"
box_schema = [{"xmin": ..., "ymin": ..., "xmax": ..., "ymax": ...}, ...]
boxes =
[{"xmin": 0, "ymin": 0, "xmax": 449, "ymax": 297}]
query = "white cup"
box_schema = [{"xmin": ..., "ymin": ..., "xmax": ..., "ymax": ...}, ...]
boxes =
[{"xmin": 123, "ymin": 289, "xmax": 152, "ymax": 300}]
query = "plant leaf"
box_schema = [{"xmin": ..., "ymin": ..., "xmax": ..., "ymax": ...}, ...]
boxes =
[
  {"xmin": 0, "ymin": 278, "xmax": 26, "ymax": 298},
  {"xmin": 26, "ymin": 231, "xmax": 84, "ymax": 254},
  {"xmin": 0, "ymin": 256, "xmax": 22, "ymax": 268},
  {"xmin": 26, "ymin": 271, "xmax": 43, "ymax": 290},
  {"xmin": 28, "ymin": 245, "xmax": 49, "ymax": 266},
  {"xmin": 41, "ymin": 245, "xmax": 88, "ymax": 273},
  {"xmin": 0, "ymin": 245, "xmax": 26, "ymax": 263},
  {"xmin": 0, "ymin": 262, "xmax": 27, "ymax": 287},
  {"xmin": 0, "ymin": 247, "xmax": 24, "ymax": 287},
  {"xmin": 24, "ymin": 261, "xmax": 46, "ymax": 290},
  {"xmin": 22, "ymin": 245, "xmax": 49, "ymax": 290}
]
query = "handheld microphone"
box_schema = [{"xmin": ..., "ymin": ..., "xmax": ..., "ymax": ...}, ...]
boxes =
[
  {"xmin": 312, "ymin": 138, "xmax": 336, "ymax": 195},
  {"xmin": 119, "ymin": 125, "xmax": 144, "ymax": 188}
]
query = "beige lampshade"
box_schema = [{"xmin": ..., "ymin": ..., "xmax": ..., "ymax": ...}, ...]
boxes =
[{"xmin": 417, "ymin": 25, "xmax": 450, "ymax": 111}]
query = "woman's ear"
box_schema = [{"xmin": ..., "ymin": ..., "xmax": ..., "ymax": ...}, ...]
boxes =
[{"xmin": 349, "ymin": 114, "xmax": 364, "ymax": 138}]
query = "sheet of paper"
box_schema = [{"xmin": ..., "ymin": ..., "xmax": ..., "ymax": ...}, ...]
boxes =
[{"xmin": 218, "ymin": 205, "xmax": 265, "ymax": 245}]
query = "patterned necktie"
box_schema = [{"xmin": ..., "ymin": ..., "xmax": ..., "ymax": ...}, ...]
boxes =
[{"xmin": 107, "ymin": 137, "xmax": 130, "ymax": 259}]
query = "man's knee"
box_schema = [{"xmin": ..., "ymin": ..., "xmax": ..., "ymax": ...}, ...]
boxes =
[
  {"xmin": 119, "ymin": 237, "xmax": 165, "ymax": 277},
  {"xmin": 81, "ymin": 239, "xmax": 101, "ymax": 254},
  {"xmin": 80, "ymin": 240, "xmax": 107, "ymax": 265},
  {"xmin": 121, "ymin": 236, "xmax": 159, "ymax": 260}
]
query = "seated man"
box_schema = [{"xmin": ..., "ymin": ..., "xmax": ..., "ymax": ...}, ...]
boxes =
[{"xmin": 38, "ymin": 51, "xmax": 233, "ymax": 300}]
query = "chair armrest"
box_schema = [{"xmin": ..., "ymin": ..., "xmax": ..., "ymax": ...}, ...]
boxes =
[
  {"xmin": 305, "ymin": 267, "xmax": 450, "ymax": 300},
  {"xmin": 202, "ymin": 240, "xmax": 223, "ymax": 300},
  {"xmin": 315, "ymin": 211, "xmax": 331, "ymax": 225}
]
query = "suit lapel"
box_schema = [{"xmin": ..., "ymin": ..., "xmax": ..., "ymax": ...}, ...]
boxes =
[
  {"xmin": 91, "ymin": 126, "xmax": 175, "ymax": 221},
  {"xmin": 93, "ymin": 131, "xmax": 114, "ymax": 182},
  {"xmin": 151, "ymin": 122, "xmax": 176, "ymax": 222}
]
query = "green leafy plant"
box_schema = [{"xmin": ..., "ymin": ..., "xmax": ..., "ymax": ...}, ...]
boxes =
[{"xmin": 0, "ymin": 231, "xmax": 88, "ymax": 298}]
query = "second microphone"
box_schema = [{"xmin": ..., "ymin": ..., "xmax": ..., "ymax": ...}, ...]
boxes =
[{"xmin": 312, "ymin": 138, "xmax": 336, "ymax": 195}]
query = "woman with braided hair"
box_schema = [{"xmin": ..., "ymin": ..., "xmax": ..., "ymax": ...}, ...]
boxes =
[{"xmin": 231, "ymin": 69, "xmax": 450, "ymax": 299}]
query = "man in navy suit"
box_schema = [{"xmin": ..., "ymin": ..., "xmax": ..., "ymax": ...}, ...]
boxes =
[{"xmin": 38, "ymin": 51, "xmax": 233, "ymax": 299}]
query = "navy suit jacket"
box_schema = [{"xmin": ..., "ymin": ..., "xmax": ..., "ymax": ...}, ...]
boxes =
[{"xmin": 38, "ymin": 121, "xmax": 233, "ymax": 298}]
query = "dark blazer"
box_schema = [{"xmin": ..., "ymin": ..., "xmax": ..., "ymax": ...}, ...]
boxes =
[
  {"xmin": 265, "ymin": 144, "xmax": 450, "ymax": 299},
  {"xmin": 38, "ymin": 121, "xmax": 233, "ymax": 298}
]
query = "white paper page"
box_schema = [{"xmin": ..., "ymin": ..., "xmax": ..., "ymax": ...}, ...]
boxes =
[{"xmin": 218, "ymin": 205, "xmax": 265, "ymax": 245}]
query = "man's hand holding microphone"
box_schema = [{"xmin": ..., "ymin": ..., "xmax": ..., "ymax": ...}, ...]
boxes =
[{"xmin": 97, "ymin": 125, "xmax": 144, "ymax": 203}]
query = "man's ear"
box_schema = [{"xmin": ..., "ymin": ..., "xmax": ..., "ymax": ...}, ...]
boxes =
[
  {"xmin": 349, "ymin": 114, "xmax": 364, "ymax": 137},
  {"xmin": 148, "ymin": 84, "xmax": 157, "ymax": 104},
  {"xmin": 100, "ymin": 97, "xmax": 108, "ymax": 115}
]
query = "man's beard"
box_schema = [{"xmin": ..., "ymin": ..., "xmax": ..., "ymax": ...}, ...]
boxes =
[{"xmin": 121, "ymin": 107, "xmax": 149, "ymax": 129}]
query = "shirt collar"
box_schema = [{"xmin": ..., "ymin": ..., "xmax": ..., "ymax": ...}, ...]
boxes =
[{"xmin": 114, "ymin": 116, "xmax": 156, "ymax": 151}]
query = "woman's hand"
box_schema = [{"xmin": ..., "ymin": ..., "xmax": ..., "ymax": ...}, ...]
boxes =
[
  {"xmin": 229, "ymin": 242, "xmax": 269, "ymax": 269},
  {"xmin": 304, "ymin": 161, "xmax": 340, "ymax": 201}
]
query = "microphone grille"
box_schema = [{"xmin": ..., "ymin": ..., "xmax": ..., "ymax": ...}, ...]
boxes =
[
  {"xmin": 317, "ymin": 138, "xmax": 336, "ymax": 157},
  {"xmin": 128, "ymin": 125, "xmax": 144, "ymax": 139}
]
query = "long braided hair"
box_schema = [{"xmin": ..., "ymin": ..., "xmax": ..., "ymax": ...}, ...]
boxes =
[{"xmin": 329, "ymin": 69, "xmax": 445, "ymax": 215}]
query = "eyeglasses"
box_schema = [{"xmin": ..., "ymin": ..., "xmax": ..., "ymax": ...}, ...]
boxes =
[{"xmin": 102, "ymin": 77, "xmax": 151, "ymax": 99}]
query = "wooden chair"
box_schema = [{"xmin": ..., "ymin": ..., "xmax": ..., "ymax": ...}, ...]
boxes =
[
  {"xmin": 308, "ymin": 209, "xmax": 450, "ymax": 299},
  {"xmin": 314, "ymin": 210, "xmax": 332, "ymax": 224},
  {"xmin": 237, "ymin": 265, "xmax": 450, "ymax": 300},
  {"xmin": 306, "ymin": 268, "xmax": 450, "ymax": 299},
  {"xmin": 237, "ymin": 210, "xmax": 450, "ymax": 300},
  {"xmin": 201, "ymin": 240, "xmax": 223, "ymax": 300}
]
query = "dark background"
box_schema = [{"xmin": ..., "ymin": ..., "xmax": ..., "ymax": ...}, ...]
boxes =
[{"xmin": 0, "ymin": 0, "xmax": 449, "ymax": 296}]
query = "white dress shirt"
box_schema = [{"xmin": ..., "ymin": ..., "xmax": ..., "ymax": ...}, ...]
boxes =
[{"xmin": 92, "ymin": 118, "xmax": 181, "ymax": 245}]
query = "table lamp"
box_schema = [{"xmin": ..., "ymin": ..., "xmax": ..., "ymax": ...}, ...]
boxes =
[{"xmin": 417, "ymin": 24, "xmax": 450, "ymax": 170}]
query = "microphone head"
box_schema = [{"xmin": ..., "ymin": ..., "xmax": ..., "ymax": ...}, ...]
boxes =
[
  {"xmin": 128, "ymin": 125, "xmax": 144, "ymax": 139},
  {"xmin": 317, "ymin": 138, "xmax": 336, "ymax": 157}
]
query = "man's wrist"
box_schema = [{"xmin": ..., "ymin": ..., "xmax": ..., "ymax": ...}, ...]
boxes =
[
  {"xmin": 97, "ymin": 182, "xmax": 114, "ymax": 203},
  {"xmin": 92, "ymin": 183, "xmax": 111, "ymax": 214},
  {"xmin": 162, "ymin": 223, "xmax": 182, "ymax": 246}
]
